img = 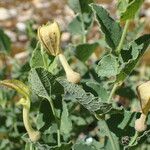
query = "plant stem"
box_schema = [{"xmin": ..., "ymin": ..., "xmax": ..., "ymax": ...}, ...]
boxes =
[
  {"xmin": 107, "ymin": 83, "xmax": 118, "ymax": 103},
  {"xmin": 48, "ymin": 98, "xmax": 61, "ymax": 146},
  {"xmin": 128, "ymin": 131, "xmax": 139, "ymax": 147},
  {"xmin": 41, "ymin": 45, "xmax": 61, "ymax": 146},
  {"xmin": 57, "ymin": 129, "xmax": 61, "ymax": 147},
  {"xmin": 95, "ymin": 114, "xmax": 118, "ymax": 150},
  {"xmin": 78, "ymin": 4, "xmax": 86, "ymax": 43},
  {"xmin": 80, "ymin": 15, "xmax": 86, "ymax": 43},
  {"xmin": 116, "ymin": 20, "xmax": 130, "ymax": 54}
]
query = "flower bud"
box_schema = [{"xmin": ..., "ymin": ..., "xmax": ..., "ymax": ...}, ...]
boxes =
[
  {"xmin": 137, "ymin": 81, "xmax": 150, "ymax": 115},
  {"xmin": 135, "ymin": 114, "xmax": 147, "ymax": 132},
  {"xmin": 38, "ymin": 21, "xmax": 61, "ymax": 56},
  {"xmin": 38, "ymin": 21, "xmax": 81, "ymax": 83}
]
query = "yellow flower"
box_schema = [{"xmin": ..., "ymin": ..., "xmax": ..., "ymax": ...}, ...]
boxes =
[
  {"xmin": 135, "ymin": 81, "xmax": 150, "ymax": 132},
  {"xmin": 38, "ymin": 21, "xmax": 81, "ymax": 83},
  {"xmin": 38, "ymin": 21, "xmax": 61, "ymax": 56},
  {"xmin": 137, "ymin": 81, "xmax": 150, "ymax": 115}
]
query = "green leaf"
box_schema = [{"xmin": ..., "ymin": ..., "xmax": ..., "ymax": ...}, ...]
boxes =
[
  {"xmin": 121, "ymin": 41, "xmax": 144, "ymax": 62},
  {"xmin": 121, "ymin": 0, "xmax": 144, "ymax": 21},
  {"xmin": 30, "ymin": 43, "xmax": 44, "ymax": 68},
  {"xmin": 98, "ymin": 120, "xmax": 120, "ymax": 150},
  {"xmin": 0, "ymin": 79, "xmax": 30, "ymax": 99},
  {"xmin": 91, "ymin": 4, "xmax": 122, "ymax": 51},
  {"xmin": 105, "ymin": 132, "xmax": 120, "ymax": 150},
  {"xmin": 86, "ymin": 81, "xmax": 109, "ymax": 101},
  {"xmin": 58, "ymin": 79, "xmax": 113, "ymax": 115},
  {"xmin": 36, "ymin": 100, "xmax": 55, "ymax": 131},
  {"xmin": 29, "ymin": 68, "xmax": 63, "ymax": 100},
  {"xmin": 0, "ymin": 28, "xmax": 11, "ymax": 53},
  {"xmin": 68, "ymin": 0, "xmax": 93, "ymax": 14},
  {"xmin": 70, "ymin": 115, "xmax": 87, "ymax": 126},
  {"xmin": 68, "ymin": 14, "xmax": 93, "ymax": 35},
  {"xmin": 116, "ymin": 34, "xmax": 150, "ymax": 82},
  {"xmin": 96, "ymin": 54, "xmax": 119, "ymax": 78},
  {"xmin": 68, "ymin": 0, "xmax": 80, "ymax": 13},
  {"xmin": 25, "ymin": 143, "xmax": 35, "ymax": 150},
  {"xmin": 60, "ymin": 101, "xmax": 72, "ymax": 134},
  {"xmin": 68, "ymin": 0, "xmax": 94, "ymax": 35},
  {"xmin": 117, "ymin": 0, "xmax": 129, "ymax": 15},
  {"xmin": 68, "ymin": 15, "xmax": 83, "ymax": 35},
  {"xmin": 50, "ymin": 142, "xmax": 73, "ymax": 150},
  {"xmin": 73, "ymin": 142, "xmax": 95, "ymax": 150},
  {"xmin": 73, "ymin": 140, "xmax": 104, "ymax": 150},
  {"xmin": 75, "ymin": 42, "xmax": 99, "ymax": 62}
]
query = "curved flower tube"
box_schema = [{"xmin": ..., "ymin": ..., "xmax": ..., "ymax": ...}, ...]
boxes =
[
  {"xmin": 0, "ymin": 80, "xmax": 40, "ymax": 142},
  {"xmin": 18, "ymin": 98, "xmax": 41, "ymax": 142},
  {"xmin": 38, "ymin": 21, "xmax": 81, "ymax": 83}
]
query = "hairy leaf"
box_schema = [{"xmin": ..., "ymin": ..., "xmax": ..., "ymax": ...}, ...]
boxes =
[
  {"xmin": 91, "ymin": 4, "xmax": 122, "ymax": 51},
  {"xmin": 98, "ymin": 120, "xmax": 120, "ymax": 150},
  {"xmin": 117, "ymin": 0, "xmax": 129, "ymax": 15},
  {"xmin": 50, "ymin": 142, "xmax": 73, "ymax": 150},
  {"xmin": 58, "ymin": 79, "xmax": 113, "ymax": 115},
  {"xmin": 30, "ymin": 43, "xmax": 44, "ymax": 68},
  {"xmin": 73, "ymin": 140, "xmax": 103, "ymax": 150},
  {"xmin": 116, "ymin": 34, "xmax": 150, "ymax": 82},
  {"xmin": 68, "ymin": 15, "xmax": 83, "ymax": 35},
  {"xmin": 60, "ymin": 101, "xmax": 72, "ymax": 134},
  {"xmin": 121, "ymin": 0, "xmax": 144, "ymax": 21},
  {"xmin": 68, "ymin": 0, "xmax": 93, "ymax": 14},
  {"xmin": 75, "ymin": 42, "xmax": 99, "ymax": 62},
  {"xmin": 0, "ymin": 28, "xmax": 11, "ymax": 53},
  {"xmin": 68, "ymin": 0, "xmax": 94, "ymax": 35},
  {"xmin": 29, "ymin": 68, "xmax": 63, "ymax": 100},
  {"xmin": 86, "ymin": 81, "xmax": 109, "ymax": 101},
  {"xmin": 96, "ymin": 54, "xmax": 119, "ymax": 78},
  {"xmin": 36, "ymin": 100, "xmax": 55, "ymax": 131}
]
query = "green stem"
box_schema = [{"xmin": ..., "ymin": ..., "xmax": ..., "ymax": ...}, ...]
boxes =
[
  {"xmin": 48, "ymin": 98, "xmax": 61, "ymax": 146},
  {"xmin": 57, "ymin": 129, "xmax": 61, "ymax": 147},
  {"xmin": 79, "ymin": 5, "xmax": 86, "ymax": 43},
  {"xmin": 116, "ymin": 20, "xmax": 130, "ymax": 54},
  {"xmin": 128, "ymin": 131, "xmax": 139, "ymax": 147},
  {"xmin": 40, "ymin": 44, "xmax": 61, "ymax": 146},
  {"xmin": 95, "ymin": 114, "xmax": 118, "ymax": 150},
  {"xmin": 107, "ymin": 83, "xmax": 118, "ymax": 103},
  {"xmin": 80, "ymin": 13, "xmax": 86, "ymax": 43},
  {"xmin": 41, "ymin": 44, "xmax": 48, "ymax": 69}
]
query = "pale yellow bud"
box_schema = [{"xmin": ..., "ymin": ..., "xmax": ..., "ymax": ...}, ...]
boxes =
[
  {"xmin": 38, "ymin": 21, "xmax": 81, "ymax": 83},
  {"xmin": 38, "ymin": 21, "xmax": 61, "ymax": 56},
  {"xmin": 135, "ymin": 114, "xmax": 147, "ymax": 132},
  {"xmin": 137, "ymin": 81, "xmax": 150, "ymax": 115}
]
